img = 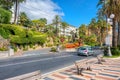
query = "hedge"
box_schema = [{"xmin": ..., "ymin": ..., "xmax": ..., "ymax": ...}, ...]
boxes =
[
  {"xmin": 10, "ymin": 35, "xmax": 46, "ymax": 45},
  {"xmin": 0, "ymin": 24, "xmax": 26, "ymax": 37},
  {"xmin": 0, "ymin": 24, "xmax": 47, "ymax": 45}
]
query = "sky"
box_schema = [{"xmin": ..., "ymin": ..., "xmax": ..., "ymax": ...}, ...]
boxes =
[{"xmin": 20, "ymin": 0, "xmax": 99, "ymax": 27}]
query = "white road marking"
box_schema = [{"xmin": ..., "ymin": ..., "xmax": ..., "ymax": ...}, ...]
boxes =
[{"xmin": 0, "ymin": 55, "xmax": 73, "ymax": 68}]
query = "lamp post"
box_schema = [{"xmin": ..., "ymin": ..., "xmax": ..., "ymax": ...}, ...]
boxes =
[
  {"xmin": 102, "ymin": 0, "xmax": 113, "ymax": 56},
  {"xmin": 106, "ymin": 14, "xmax": 115, "ymax": 56}
]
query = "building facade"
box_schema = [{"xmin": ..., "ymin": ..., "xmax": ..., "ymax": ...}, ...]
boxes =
[{"xmin": 60, "ymin": 25, "xmax": 77, "ymax": 37}]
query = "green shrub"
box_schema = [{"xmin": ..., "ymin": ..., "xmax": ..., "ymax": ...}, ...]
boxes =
[
  {"xmin": 61, "ymin": 45, "xmax": 65, "ymax": 50},
  {"xmin": 19, "ymin": 45, "xmax": 23, "ymax": 49},
  {"xmin": 10, "ymin": 36, "xmax": 30, "ymax": 44},
  {"xmin": 0, "ymin": 27, "xmax": 9, "ymax": 38},
  {"xmin": 0, "ymin": 24, "xmax": 47, "ymax": 51},
  {"xmin": 29, "ymin": 44, "xmax": 33, "ymax": 48},
  {"xmin": 53, "ymin": 37, "xmax": 60, "ymax": 46},
  {"xmin": 23, "ymin": 46, "xmax": 28, "ymax": 51},
  {"xmin": 0, "ymin": 8, "xmax": 11, "ymax": 24},
  {"xmin": 118, "ymin": 45, "xmax": 120, "ymax": 50},
  {"xmin": 33, "ymin": 46, "xmax": 36, "ymax": 49},
  {"xmin": 0, "ymin": 47, "xmax": 8, "ymax": 51},
  {"xmin": 50, "ymin": 47, "xmax": 57, "ymax": 52},
  {"xmin": 46, "ymin": 43, "xmax": 53, "ymax": 47},
  {"xmin": 111, "ymin": 47, "xmax": 120, "ymax": 56},
  {"xmin": 12, "ymin": 46, "xmax": 18, "ymax": 52},
  {"xmin": 27, "ymin": 30, "xmax": 33, "ymax": 37},
  {"xmin": 0, "ymin": 24, "xmax": 26, "ymax": 38}
]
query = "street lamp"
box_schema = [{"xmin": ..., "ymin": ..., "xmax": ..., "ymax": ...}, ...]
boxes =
[
  {"xmin": 110, "ymin": 14, "xmax": 115, "ymax": 19},
  {"xmin": 105, "ymin": 14, "xmax": 115, "ymax": 56},
  {"xmin": 102, "ymin": 0, "xmax": 113, "ymax": 56}
]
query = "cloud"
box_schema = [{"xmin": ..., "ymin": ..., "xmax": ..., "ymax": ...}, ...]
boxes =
[{"xmin": 19, "ymin": 0, "xmax": 64, "ymax": 24}]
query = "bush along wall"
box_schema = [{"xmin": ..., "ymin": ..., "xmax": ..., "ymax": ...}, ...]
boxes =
[
  {"xmin": 111, "ymin": 47, "xmax": 120, "ymax": 56},
  {"xmin": 0, "ymin": 24, "xmax": 47, "ymax": 51}
]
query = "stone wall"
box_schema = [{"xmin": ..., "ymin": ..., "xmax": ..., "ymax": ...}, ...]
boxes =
[{"xmin": 0, "ymin": 49, "xmax": 14, "ymax": 59}]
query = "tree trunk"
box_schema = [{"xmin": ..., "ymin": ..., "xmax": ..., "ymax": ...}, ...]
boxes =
[
  {"xmin": 88, "ymin": 28, "xmax": 90, "ymax": 36},
  {"xmin": 14, "ymin": 0, "xmax": 18, "ymax": 24},
  {"xmin": 118, "ymin": 22, "xmax": 120, "ymax": 46},
  {"xmin": 56, "ymin": 23, "xmax": 58, "ymax": 37},
  {"xmin": 112, "ymin": 19, "xmax": 117, "ymax": 47},
  {"xmin": 100, "ymin": 28, "xmax": 102, "ymax": 46}
]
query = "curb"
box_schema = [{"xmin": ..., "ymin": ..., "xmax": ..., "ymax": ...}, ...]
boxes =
[{"xmin": 41, "ymin": 65, "xmax": 74, "ymax": 78}]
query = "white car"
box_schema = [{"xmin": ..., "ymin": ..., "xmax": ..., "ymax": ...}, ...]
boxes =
[{"xmin": 77, "ymin": 46, "xmax": 94, "ymax": 56}]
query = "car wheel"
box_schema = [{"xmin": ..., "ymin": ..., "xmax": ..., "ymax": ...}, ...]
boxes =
[
  {"xmin": 77, "ymin": 54, "xmax": 80, "ymax": 56},
  {"xmin": 86, "ymin": 54, "xmax": 89, "ymax": 57},
  {"xmin": 91, "ymin": 54, "xmax": 94, "ymax": 57}
]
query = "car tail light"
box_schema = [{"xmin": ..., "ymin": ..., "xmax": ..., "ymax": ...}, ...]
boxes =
[{"xmin": 84, "ymin": 50, "xmax": 87, "ymax": 53}]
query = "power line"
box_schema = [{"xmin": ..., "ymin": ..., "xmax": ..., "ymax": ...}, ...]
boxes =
[{"xmin": 20, "ymin": 5, "xmax": 51, "ymax": 17}]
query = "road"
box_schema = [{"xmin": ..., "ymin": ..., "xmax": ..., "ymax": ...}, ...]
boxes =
[
  {"xmin": 23, "ymin": 47, "xmax": 51, "ymax": 56},
  {"xmin": 0, "ymin": 50, "xmax": 102, "ymax": 79}
]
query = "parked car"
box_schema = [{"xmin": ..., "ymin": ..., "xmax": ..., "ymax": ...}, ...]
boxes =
[{"xmin": 77, "ymin": 46, "xmax": 94, "ymax": 56}]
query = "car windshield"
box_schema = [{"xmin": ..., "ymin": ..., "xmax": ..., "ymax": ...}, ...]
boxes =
[{"xmin": 88, "ymin": 48, "xmax": 92, "ymax": 50}]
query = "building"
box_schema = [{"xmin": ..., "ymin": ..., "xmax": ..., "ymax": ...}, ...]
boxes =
[
  {"xmin": 10, "ymin": 7, "xmax": 14, "ymax": 23},
  {"xmin": 60, "ymin": 25, "xmax": 77, "ymax": 37},
  {"xmin": 51, "ymin": 23, "xmax": 77, "ymax": 37}
]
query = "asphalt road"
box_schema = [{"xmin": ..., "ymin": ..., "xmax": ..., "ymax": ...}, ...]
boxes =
[
  {"xmin": 0, "ymin": 50, "xmax": 102, "ymax": 79},
  {"xmin": 23, "ymin": 47, "xmax": 51, "ymax": 56}
]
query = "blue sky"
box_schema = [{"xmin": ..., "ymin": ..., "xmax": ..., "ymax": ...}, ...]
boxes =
[
  {"xmin": 53, "ymin": 0, "xmax": 99, "ymax": 27},
  {"xmin": 20, "ymin": 0, "xmax": 99, "ymax": 27}
]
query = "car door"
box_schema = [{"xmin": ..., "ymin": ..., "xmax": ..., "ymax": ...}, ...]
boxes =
[{"xmin": 88, "ymin": 47, "xmax": 93, "ymax": 55}]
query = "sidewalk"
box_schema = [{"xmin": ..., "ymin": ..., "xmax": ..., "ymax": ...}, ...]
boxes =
[{"xmin": 41, "ymin": 58, "xmax": 120, "ymax": 80}]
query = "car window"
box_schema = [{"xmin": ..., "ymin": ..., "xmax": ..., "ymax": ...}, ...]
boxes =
[
  {"xmin": 80, "ymin": 47, "xmax": 86, "ymax": 50},
  {"xmin": 88, "ymin": 48, "xmax": 92, "ymax": 50}
]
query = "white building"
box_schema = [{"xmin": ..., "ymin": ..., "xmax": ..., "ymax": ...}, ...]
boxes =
[
  {"xmin": 10, "ymin": 7, "xmax": 14, "ymax": 23},
  {"xmin": 51, "ymin": 23, "xmax": 77, "ymax": 37},
  {"xmin": 60, "ymin": 25, "xmax": 77, "ymax": 37}
]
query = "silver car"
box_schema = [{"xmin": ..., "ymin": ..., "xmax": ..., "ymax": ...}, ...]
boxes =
[{"xmin": 77, "ymin": 46, "xmax": 94, "ymax": 56}]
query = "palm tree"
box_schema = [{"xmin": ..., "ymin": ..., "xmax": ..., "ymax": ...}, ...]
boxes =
[
  {"xmin": 52, "ymin": 15, "xmax": 61, "ymax": 37},
  {"xmin": 46, "ymin": 25, "xmax": 55, "ymax": 37},
  {"xmin": 0, "ymin": 0, "xmax": 26, "ymax": 24},
  {"xmin": 12, "ymin": 0, "xmax": 26, "ymax": 24},
  {"xmin": 32, "ymin": 19, "xmax": 45, "ymax": 31},
  {"xmin": 97, "ymin": 19, "xmax": 108, "ymax": 46},
  {"xmin": 89, "ymin": 18, "xmax": 97, "ymax": 35},
  {"xmin": 79, "ymin": 24, "xmax": 88, "ymax": 42},
  {"xmin": 97, "ymin": 0, "xmax": 120, "ymax": 47},
  {"xmin": 39, "ymin": 18, "xmax": 47, "ymax": 32},
  {"xmin": 19, "ymin": 12, "xmax": 28, "ymax": 25},
  {"xmin": 88, "ymin": 18, "xmax": 108, "ymax": 46},
  {"xmin": 61, "ymin": 22, "xmax": 68, "ymax": 36},
  {"xmin": 0, "ymin": 0, "xmax": 13, "ymax": 10},
  {"xmin": 40, "ymin": 18, "xmax": 47, "ymax": 24},
  {"xmin": 118, "ymin": 22, "xmax": 120, "ymax": 46},
  {"xmin": 19, "ymin": 12, "xmax": 32, "ymax": 28}
]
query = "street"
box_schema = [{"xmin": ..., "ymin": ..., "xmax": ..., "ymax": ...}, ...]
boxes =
[
  {"xmin": 0, "ymin": 49, "xmax": 102, "ymax": 79},
  {"xmin": 23, "ymin": 48, "xmax": 51, "ymax": 56}
]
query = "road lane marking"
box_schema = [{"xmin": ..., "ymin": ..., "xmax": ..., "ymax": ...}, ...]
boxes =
[{"xmin": 0, "ymin": 55, "xmax": 73, "ymax": 68}]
